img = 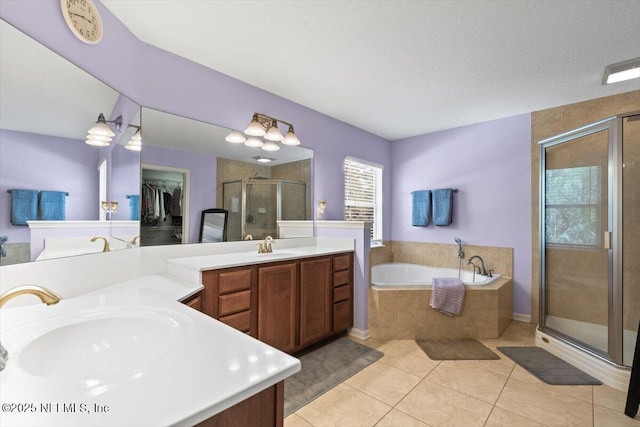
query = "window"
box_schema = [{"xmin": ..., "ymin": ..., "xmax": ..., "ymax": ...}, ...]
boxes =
[
  {"xmin": 344, "ymin": 156, "xmax": 383, "ymax": 244},
  {"xmin": 545, "ymin": 165, "xmax": 601, "ymax": 247}
]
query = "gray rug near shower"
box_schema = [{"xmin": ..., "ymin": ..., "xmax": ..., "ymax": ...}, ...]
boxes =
[
  {"xmin": 284, "ymin": 337, "xmax": 384, "ymax": 416},
  {"xmin": 497, "ymin": 346, "xmax": 602, "ymax": 385}
]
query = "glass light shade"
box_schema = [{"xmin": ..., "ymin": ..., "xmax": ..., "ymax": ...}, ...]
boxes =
[
  {"xmin": 85, "ymin": 134, "xmax": 111, "ymax": 146},
  {"xmin": 130, "ymin": 129, "xmax": 142, "ymax": 142},
  {"xmin": 261, "ymin": 141, "xmax": 280, "ymax": 152},
  {"xmin": 88, "ymin": 121, "xmax": 115, "ymax": 137},
  {"xmin": 244, "ymin": 119, "xmax": 266, "ymax": 136},
  {"xmin": 282, "ymin": 129, "xmax": 300, "ymax": 145},
  {"xmin": 264, "ymin": 124, "xmax": 283, "ymax": 141},
  {"xmin": 125, "ymin": 143, "xmax": 142, "ymax": 151},
  {"xmin": 244, "ymin": 137, "xmax": 264, "ymax": 148},
  {"xmin": 225, "ymin": 130, "xmax": 246, "ymax": 143}
]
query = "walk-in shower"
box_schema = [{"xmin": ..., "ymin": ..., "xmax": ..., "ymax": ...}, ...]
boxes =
[
  {"xmin": 222, "ymin": 179, "xmax": 308, "ymax": 241},
  {"xmin": 538, "ymin": 111, "xmax": 639, "ymax": 372}
]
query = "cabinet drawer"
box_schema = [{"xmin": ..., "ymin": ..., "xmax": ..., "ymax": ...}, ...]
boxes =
[
  {"xmin": 333, "ymin": 269, "xmax": 351, "ymax": 287},
  {"xmin": 219, "ymin": 290, "xmax": 251, "ymax": 317},
  {"xmin": 333, "ymin": 254, "xmax": 351, "ymax": 272},
  {"xmin": 219, "ymin": 269, "xmax": 252, "ymax": 294},
  {"xmin": 220, "ymin": 310, "xmax": 251, "ymax": 332},
  {"xmin": 333, "ymin": 300, "xmax": 352, "ymax": 332},
  {"xmin": 183, "ymin": 294, "xmax": 202, "ymax": 312},
  {"xmin": 333, "ymin": 285, "xmax": 350, "ymax": 303}
]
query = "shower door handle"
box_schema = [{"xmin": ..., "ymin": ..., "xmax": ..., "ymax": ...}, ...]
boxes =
[{"xmin": 604, "ymin": 231, "xmax": 612, "ymax": 250}]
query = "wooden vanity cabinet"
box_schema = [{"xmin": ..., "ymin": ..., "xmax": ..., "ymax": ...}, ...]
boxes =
[
  {"xmin": 201, "ymin": 266, "xmax": 258, "ymax": 337},
  {"xmin": 257, "ymin": 262, "xmax": 298, "ymax": 353},
  {"xmin": 332, "ymin": 253, "xmax": 354, "ymax": 333},
  {"xmin": 299, "ymin": 257, "xmax": 332, "ymax": 348},
  {"xmin": 181, "ymin": 291, "xmax": 203, "ymax": 312},
  {"xmin": 201, "ymin": 252, "xmax": 353, "ymax": 353}
]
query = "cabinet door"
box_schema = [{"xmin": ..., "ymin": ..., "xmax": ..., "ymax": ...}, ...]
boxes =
[
  {"xmin": 258, "ymin": 263, "xmax": 298, "ymax": 353},
  {"xmin": 299, "ymin": 257, "xmax": 332, "ymax": 348}
]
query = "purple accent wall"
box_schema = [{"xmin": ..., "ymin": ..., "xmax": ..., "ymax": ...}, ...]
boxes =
[
  {"xmin": 0, "ymin": 129, "xmax": 100, "ymax": 243},
  {"xmin": 141, "ymin": 145, "xmax": 217, "ymax": 244},
  {"xmin": 110, "ymin": 145, "xmax": 140, "ymax": 221},
  {"xmin": 0, "ymin": 2, "xmax": 392, "ymax": 240},
  {"xmin": 391, "ymin": 114, "xmax": 532, "ymax": 315}
]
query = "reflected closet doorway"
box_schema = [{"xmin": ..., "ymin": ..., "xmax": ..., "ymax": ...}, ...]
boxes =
[{"xmin": 141, "ymin": 164, "xmax": 190, "ymax": 246}]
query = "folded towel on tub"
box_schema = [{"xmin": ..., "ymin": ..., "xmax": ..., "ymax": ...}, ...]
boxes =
[
  {"xmin": 411, "ymin": 190, "xmax": 431, "ymax": 226},
  {"xmin": 430, "ymin": 277, "xmax": 465, "ymax": 316}
]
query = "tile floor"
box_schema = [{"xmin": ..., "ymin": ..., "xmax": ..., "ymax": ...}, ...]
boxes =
[{"xmin": 284, "ymin": 321, "xmax": 639, "ymax": 427}]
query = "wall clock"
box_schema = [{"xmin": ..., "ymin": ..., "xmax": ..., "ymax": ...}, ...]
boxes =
[{"xmin": 60, "ymin": 0, "xmax": 103, "ymax": 44}]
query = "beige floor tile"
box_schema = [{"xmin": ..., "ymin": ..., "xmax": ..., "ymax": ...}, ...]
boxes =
[
  {"xmin": 378, "ymin": 340, "xmax": 440, "ymax": 378},
  {"xmin": 296, "ymin": 383, "xmax": 391, "ymax": 427},
  {"xmin": 345, "ymin": 361, "xmax": 422, "ymax": 406},
  {"xmin": 284, "ymin": 413, "xmax": 314, "ymax": 427},
  {"xmin": 594, "ymin": 384, "xmax": 630, "ymax": 413},
  {"xmin": 484, "ymin": 407, "xmax": 547, "ymax": 427},
  {"xmin": 594, "ymin": 405, "xmax": 640, "ymax": 426},
  {"xmin": 395, "ymin": 380, "xmax": 493, "ymax": 427},
  {"xmin": 375, "ymin": 409, "xmax": 431, "ymax": 427},
  {"xmin": 509, "ymin": 364, "xmax": 593, "ymax": 402},
  {"xmin": 438, "ymin": 356, "xmax": 516, "ymax": 378},
  {"xmin": 496, "ymin": 377, "xmax": 593, "ymax": 427},
  {"xmin": 347, "ymin": 336, "xmax": 395, "ymax": 352},
  {"xmin": 425, "ymin": 362, "xmax": 509, "ymax": 404}
]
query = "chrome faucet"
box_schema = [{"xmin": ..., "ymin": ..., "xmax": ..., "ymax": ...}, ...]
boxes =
[
  {"xmin": 91, "ymin": 236, "xmax": 110, "ymax": 252},
  {"xmin": 467, "ymin": 255, "xmax": 489, "ymax": 276},
  {"xmin": 0, "ymin": 285, "xmax": 63, "ymax": 371},
  {"xmin": 257, "ymin": 236, "xmax": 275, "ymax": 254}
]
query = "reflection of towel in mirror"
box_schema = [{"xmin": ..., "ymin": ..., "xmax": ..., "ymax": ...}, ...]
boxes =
[
  {"xmin": 10, "ymin": 189, "xmax": 38, "ymax": 225},
  {"xmin": 432, "ymin": 188, "xmax": 453, "ymax": 226},
  {"xmin": 429, "ymin": 277, "xmax": 465, "ymax": 316},
  {"xmin": 127, "ymin": 195, "xmax": 140, "ymax": 221},
  {"xmin": 39, "ymin": 191, "xmax": 67, "ymax": 220}
]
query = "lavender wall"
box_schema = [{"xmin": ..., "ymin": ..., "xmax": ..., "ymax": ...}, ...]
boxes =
[
  {"xmin": 0, "ymin": 1, "xmax": 392, "ymax": 240},
  {"xmin": 391, "ymin": 114, "xmax": 532, "ymax": 315},
  {"xmin": 141, "ymin": 145, "xmax": 217, "ymax": 244},
  {"xmin": 0, "ymin": 129, "xmax": 100, "ymax": 243}
]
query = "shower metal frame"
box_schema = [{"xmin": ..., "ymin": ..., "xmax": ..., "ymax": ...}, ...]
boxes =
[
  {"xmin": 222, "ymin": 179, "xmax": 307, "ymax": 240},
  {"xmin": 538, "ymin": 112, "xmax": 640, "ymax": 367}
]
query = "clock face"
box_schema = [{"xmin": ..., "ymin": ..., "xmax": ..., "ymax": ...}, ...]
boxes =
[{"xmin": 60, "ymin": 0, "xmax": 103, "ymax": 44}]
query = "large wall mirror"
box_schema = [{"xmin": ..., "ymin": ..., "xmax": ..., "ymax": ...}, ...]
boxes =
[
  {"xmin": 139, "ymin": 108, "xmax": 313, "ymax": 245},
  {"xmin": 0, "ymin": 19, "xmax": 141, "ymax": 266}
]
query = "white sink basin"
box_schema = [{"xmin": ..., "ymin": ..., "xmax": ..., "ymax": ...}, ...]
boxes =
[
  {"xmin": 251, "ymin": 249, "xmax": 308, "ymax": 258},
  {"xmin": 8, "ymin": 308, "xmax": 191, "ymax": 381}
]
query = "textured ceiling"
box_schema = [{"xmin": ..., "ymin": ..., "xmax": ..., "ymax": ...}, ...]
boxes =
[{"xmin": 103, "ymin": 1, "xmax": 639, "ymax": 140}]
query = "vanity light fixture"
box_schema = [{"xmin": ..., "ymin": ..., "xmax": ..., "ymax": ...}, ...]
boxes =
[
  {"xmin": 602, "ymin": 57, "xmax": 640, "ymax": 84},
  {"xmin": 86, "ymin": 113, "xmax": 121, "ymax": 146},
  {"xmin": 125, "ymin": 126, "xmax": 142, "ymax": 152},
  {"xmin": 226, "ymin": 112, "xmax": 301, "ymax": 150}
]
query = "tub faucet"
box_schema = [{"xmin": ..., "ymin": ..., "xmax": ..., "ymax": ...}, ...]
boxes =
[
  {"xmin": 0, "ymin": 236, "xmax": 7, "ymax": 258},
  {"xmin": 0, "ymin": 285, "xmax": 63, "ymax": 371},
  {"xmin": 467, "ymin": 255, "xmax": 489, "ymax": 276},
  {"xmin": 91, "ymin": 236, "xmax": 110, "ymax": 252}
]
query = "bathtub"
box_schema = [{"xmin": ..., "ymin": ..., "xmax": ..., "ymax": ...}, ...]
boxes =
[{"xmin": 371, "ymin": 262, "xmax": 500, "ymax": 289}]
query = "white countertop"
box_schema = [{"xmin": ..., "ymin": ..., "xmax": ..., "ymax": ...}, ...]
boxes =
[{"xmin": 0, "ymin": 276, "xmax": 300, "ymax": 426}]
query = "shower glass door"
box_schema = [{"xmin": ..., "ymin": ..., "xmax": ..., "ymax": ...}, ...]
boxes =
[{"xmin": 540, "ymin": 118, "xmax": 613, "ymax": 358}]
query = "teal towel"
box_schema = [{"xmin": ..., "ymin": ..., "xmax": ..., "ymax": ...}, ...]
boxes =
[
  {"xmin": 411, "ymin": 190, "xmax": 431, "ymax": 226},
  {"xmin": 432, "ymin": 188, "xmax": 453, "ymax": 226},
  {"xmin": 127, "ymin": 195, "xmax": 140, "ymax": 221},
  {"xmin": 10, "ymin": 189, "xmax": 38, "ymax": 225},
  {"xmin": 39, "ymin": 191, "xmax": 67, "ymax": 220}
]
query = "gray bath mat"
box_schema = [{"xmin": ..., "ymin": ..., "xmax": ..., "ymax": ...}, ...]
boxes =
[
  {"xmin": 416, "ymin": 338, "xmax": 500, "ymax": 360},
  {"xmin": 497, "ymin": 346, "xmax": 602, "ymax": 385},
  {"xmin": 284, "ymin": 338, "xmax": 383, "ymax": 416}
]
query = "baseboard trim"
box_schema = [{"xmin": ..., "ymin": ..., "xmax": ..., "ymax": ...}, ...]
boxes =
[
  {"xmin": 513, "ymin": 313, "xmax": 532, "ymax": 323},
  {"xmin": 348, "ymin": 327, "xmax": 370, "ymax": 340}
]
